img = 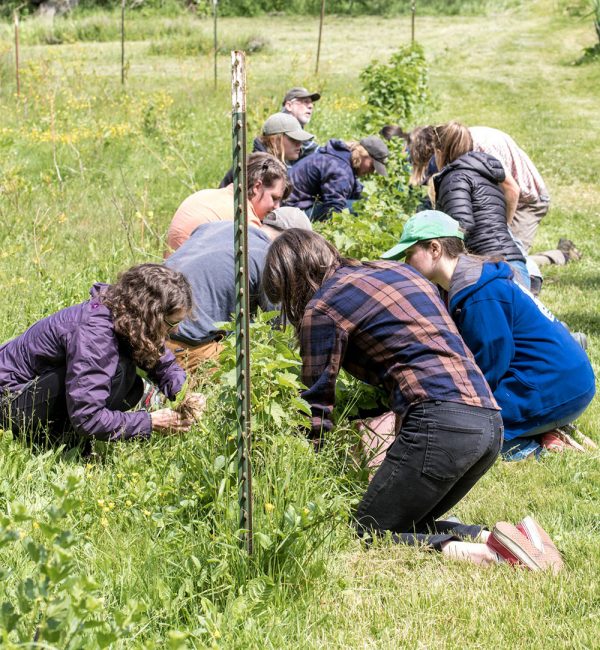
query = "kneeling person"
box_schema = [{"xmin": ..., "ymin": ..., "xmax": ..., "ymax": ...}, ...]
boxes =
[{"xmin": 384, "ymin": 210, "xmax": 596, "ymax": 458}]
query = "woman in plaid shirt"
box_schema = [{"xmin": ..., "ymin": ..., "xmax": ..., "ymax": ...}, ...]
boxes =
[{"xmin": 262, "ymin": 229, "xmax": 562, "ymax": 571}]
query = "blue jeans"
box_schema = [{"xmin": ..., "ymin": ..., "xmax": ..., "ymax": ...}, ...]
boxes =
[
  {"xmin": 508, "ymin": 259, "xmax": 531, "ymax": 290},
  {"xmin": 355, "ymin": 401, "xmax": 503, "ymax": 549}
]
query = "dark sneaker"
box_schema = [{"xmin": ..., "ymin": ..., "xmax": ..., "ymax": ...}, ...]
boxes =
[
  {"xmin": 557, "ymin": 238, "xmax": 582, "ymax": 262},
  {"xmin": 487, "ymin": 522, "xmax": 551, "ymax": 571}
]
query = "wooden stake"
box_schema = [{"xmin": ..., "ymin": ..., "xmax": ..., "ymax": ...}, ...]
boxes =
[
  {"xmin": 213, "ymin": 0, "xmax": 218, "ymax": 88},
  {"xmin": 14, "ymin": 11, "xmax": 20, "ymax": 97},
  {"xmin": 231, "ymin": 50, "xmax": 253, "ymax": 556},
  {"xmin": 315, "ymin": 0, "xmax": 326, "ymax": 74},
  {"xmin": 121, "ymin": 0, "xmax": 126, "ymax": 85},
  {"xmin": 411, "ymin": 1, "xmax": 416, "ymax": 45}
]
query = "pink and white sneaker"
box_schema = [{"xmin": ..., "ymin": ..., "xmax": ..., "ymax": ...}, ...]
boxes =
[
  {"xmin": 486, "ymin": 522, "xmax": 552, "ymax": 571},
  {"xmin": 516, "ymin": 516, "xmax": 564, "ymax": 574}
]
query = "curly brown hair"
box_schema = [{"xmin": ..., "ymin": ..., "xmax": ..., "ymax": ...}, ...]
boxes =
[{"xmin": 102, "ymin": 263, "xmax": 192, "ymax": 368}]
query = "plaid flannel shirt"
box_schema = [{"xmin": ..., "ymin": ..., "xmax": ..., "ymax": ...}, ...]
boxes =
[{"xmin": 299, "ymin": 262, "xmax": 498, "ymax": 438}]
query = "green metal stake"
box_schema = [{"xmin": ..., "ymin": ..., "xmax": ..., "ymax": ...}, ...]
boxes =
[
  {"xmin": 411, "ymin": 1, "xmax": 416, "ymax": 45},
  {"xmin": 231, "ymin": 50, "xmax": 253, "ymax": 555}
]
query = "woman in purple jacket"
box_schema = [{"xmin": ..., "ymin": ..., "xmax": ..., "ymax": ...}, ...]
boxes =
[{"xmin": 0, "ymin": 264, "xmax": 199, "ymax": 446}]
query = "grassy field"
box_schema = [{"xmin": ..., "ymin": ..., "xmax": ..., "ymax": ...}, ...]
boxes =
[{"xmin": 0, "ymin": 0, "xmax": 599, "ymax": 647}]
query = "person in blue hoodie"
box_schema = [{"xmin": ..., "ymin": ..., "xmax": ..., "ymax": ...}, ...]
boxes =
[
  {"xmin": 285, "ymin": 136, "xmax": 389, "ymax": 221},
  {"xmin": 382, "ymin": 210, "xmax": 596, "ymax": 460}
]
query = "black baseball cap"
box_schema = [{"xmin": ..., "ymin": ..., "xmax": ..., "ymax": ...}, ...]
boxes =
[{"xmin": 282, "ymin": 87, "xmax": 321, "ymax": 105}]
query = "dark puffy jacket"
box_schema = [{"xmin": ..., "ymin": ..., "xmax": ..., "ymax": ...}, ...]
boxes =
[
  {"xmin": 286, "ymin": 139, "xmax": 363, "ymax": 219},
  {"xmin": 434, "ymin": 151, "xmax": 524, "ymax": 262},
  {"xmin": 0, "ymin": 284, "xmax": 185, "ymax": 440},
  {"xmin": 219, "ymin": 138, "xmax": 268, "ymax": 188}
]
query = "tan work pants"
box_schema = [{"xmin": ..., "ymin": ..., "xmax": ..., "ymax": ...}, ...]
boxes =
[{"xmin": 166, "ymin": 339, "xmax": 224, "ymax": 374}]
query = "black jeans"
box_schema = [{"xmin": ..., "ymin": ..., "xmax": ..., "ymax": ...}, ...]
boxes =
[
  {"xmin": 0, "ymin": 357, "xmax": 143, "ymax": 446},
  {"xmin": 355, "ymin": 400, "xmax": 503, "ymax": 550}
]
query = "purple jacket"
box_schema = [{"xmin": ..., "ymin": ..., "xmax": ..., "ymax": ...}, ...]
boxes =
[
  {"xmin": 286, "ymin": 139, "xmax": 363, "ymax": 217},
  {"xmin": 0, "ymin": 284, "xmax": 186, "ymax": 441}
]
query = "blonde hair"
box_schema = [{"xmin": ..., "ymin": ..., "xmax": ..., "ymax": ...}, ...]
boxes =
[
  {"xmin": 347, "ymin": 142, "xmax": 370, "ymax": 172},
  {"xmin": 258, "ymin": 134, "xmax": 286, "ymax": 163},
  {"xmin": 433, "ymin": 121, "xmax": 473, "ymax": 169}
]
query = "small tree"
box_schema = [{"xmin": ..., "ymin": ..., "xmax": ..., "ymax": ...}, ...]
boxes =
[{"xmin": 358, "ymin": 43, "xmax": 430, "ymax": 133}]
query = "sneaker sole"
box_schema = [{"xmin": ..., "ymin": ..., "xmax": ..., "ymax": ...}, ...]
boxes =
[
  {"xmin": 520, "ymin": 517, "xmax": 564, "ymax": 574},
  {"xmin": 493, "ymin": 522, "xmax": 550, "ymax": 571}
]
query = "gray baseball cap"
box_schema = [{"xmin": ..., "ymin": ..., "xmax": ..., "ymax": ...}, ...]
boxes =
[
  {"xmin": 282, "ymin": 87, "xmax": 321, "ymax": 105},
  {"xmin": 360, "ymin": 136, "xmax": 390, "ymax": 176},
  {"xmin": 263, "ymin": 207, "xmax": 313, "ymax": 232},
  {"xmin": 262, "ymin": 113, "xmax": 314, "ymax": 142}
]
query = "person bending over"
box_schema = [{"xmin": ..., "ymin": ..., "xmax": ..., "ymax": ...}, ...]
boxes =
[
  {"xmin": 384, "ymin": 210, "xmax": 595, "ymax": 460},
  {"xmin": 0, "ymin": 264, "xmax": 204, "ymax": 448},
  {"xmin": 165, "ymin": 207, "xmax": 312, "ymax": 373},
  {"xmin": 167, "ymin": 153, "xmax": 290, "ymax": 255},
  {"xmin": 262, "ymin": 229, "xmax": 562, "ymax": 571},
  {"xmin": 431, "ymin": 121, "xmax": 530, "ymax": 288},
  {"xmin": 285, "ymin": 136, "xmax": 389, "ymax": 221}
]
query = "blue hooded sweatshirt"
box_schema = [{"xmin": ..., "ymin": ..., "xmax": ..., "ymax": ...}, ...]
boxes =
[
  {"xmin": 286, "ymin": 139, "xmax": 363, "ymax": 218},
  {"xmin": 448, "ymin": 256, "xmax": 595, "ymax": 440}
]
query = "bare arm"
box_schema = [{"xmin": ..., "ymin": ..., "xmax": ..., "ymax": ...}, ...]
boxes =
[{"xmin": 500, "ymin": 173, "xmax": 520, "ymax": 224}]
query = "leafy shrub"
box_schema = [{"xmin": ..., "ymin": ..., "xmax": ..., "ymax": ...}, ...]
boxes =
[
  {"xmin": 359, "ymin": 43, "xmax": 430, "ymax": 132},
  {"xmin": 0, "ymin": 471, "xmax": 145, "ymax": 647},
  {"xmin": 315, "ymin": 138, "xmax": 421, "ymax": 259},
  {"xmin": 213, "ymin": 310, "xmax": 311, "ymax": 436}
]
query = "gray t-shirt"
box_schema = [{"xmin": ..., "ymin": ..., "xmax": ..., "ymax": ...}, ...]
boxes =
[{"xmin": 165, "ymin": 221, "xmax": 273, "ymax": 344}]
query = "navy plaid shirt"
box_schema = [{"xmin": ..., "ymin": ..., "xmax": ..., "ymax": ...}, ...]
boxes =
[{"xmin": 299, "ymin": 262, "xmax": 498, "ymax": 438}]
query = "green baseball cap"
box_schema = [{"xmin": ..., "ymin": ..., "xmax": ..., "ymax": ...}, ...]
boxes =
[{"xmin": 381, "ymin": 210, "xmax": 464, "ymax": 260}]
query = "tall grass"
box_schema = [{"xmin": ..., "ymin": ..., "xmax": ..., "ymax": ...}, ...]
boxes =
[{"xmin": 0, "ymin": 1, "xmax": 598, "ymax": 646}]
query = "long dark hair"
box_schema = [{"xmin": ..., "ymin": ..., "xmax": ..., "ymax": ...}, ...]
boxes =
[
  {"xmin": 102, "ymin": 263, "xmax": 192, "ymax": 367},
  {"xmin": 408, "ymin": 125, "xmax": 436, "ymax": 185},
  {"xmin": 262, "ymin": 229, "xmax": 359, "ymax": 334}
]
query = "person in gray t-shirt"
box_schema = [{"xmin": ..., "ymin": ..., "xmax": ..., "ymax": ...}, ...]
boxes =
[{"xmin": 164, "ymin": 207, "xmax": 311, "ymax": 372}]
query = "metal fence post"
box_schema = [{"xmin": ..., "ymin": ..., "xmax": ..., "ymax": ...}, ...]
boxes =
[{"xmin": 231, "ymin": 50, "xmax": 253, "ymax": 555}]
